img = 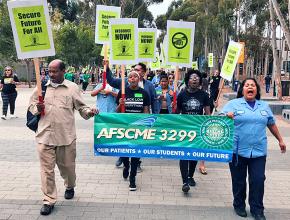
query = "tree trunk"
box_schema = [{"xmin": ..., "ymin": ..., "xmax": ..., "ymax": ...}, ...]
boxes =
[
  {"xmin": 269, "ymin": 0, "xmax": 282, "ymax": 99},
  {"xmin": 263, "ymin": 22, "xmax": 271, "ymax": 77},
  {"xmin": 24, "ymin": 59, "xmax": 32, "ymax": 88}
]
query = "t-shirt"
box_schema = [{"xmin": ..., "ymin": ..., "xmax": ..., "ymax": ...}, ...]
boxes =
[
  {"xmin": 116, "ymin": 87, "xmax": 150, "ymax": 113},
  {"xmin": 64, "ymin": 72, "xmax": 74, "ymax": 82},
  {"xmin": 94, "ymin": 84, "xmax": 118, "ymax": 113},
  {"xmin": 1, "ymin": 75, "xmax": 19, "ymax": 94},
  {"xmin": 209, "ymin": 75, "xmax": 221, "ymax": 91},
  {"xmin": 177, "ymin": 89, "xmax": 210, "ymax": 115},
  {"xmin": 83, "ymin": 74, "xmax": 90, "ymax": 83}
]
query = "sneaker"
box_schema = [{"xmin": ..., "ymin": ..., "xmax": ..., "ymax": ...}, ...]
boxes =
[
  {"xmin": 10, "ymin": 114, "xmax": 17, "ymax": 119},
  {"xmin": 129, "ymin": 182, "xmax": 137, "ymax": 191},
  {"xmin": 64, "ymin": 188, "xmax": 74, "ymax": 199},
  {"xmin": 182, "ymin": 183, "xmax": 190, "ymax": 193},
  {"xmin": 40, "ymin": 204, "xmax": 54, "ymax": 215},
  {"xmin": 1, "ymin": 115, "xmax": 6, "ymax": 120},
  {"xmin": 115, "ymin": 157, "xmax": 123, "ymax": 167},
  {"xmin": 188, "ymin": 177, "xmax": 196, "ymax": 187},
  {"xmin": 251, "ymin": 213, "xmax": 266, "ymax": 220},
  {"xmin": 234, "ymin": 207, "xmax": 247, "ymax": 217},
  {"xmin": 123, "ymin": 167, "xmax": 129, "ymax": 179}
]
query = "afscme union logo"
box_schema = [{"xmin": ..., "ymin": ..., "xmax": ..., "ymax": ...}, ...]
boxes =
[
  {"xmin": 130, "ymin": 116, "xmax": 158, "ymax": 128},
  {"xmin": 172, "ymin": 32, "xmax": 188, "ymax": 49},
  {"xmin": 200, "ymin": 118, "xmax": 230, "ymax": 146}
]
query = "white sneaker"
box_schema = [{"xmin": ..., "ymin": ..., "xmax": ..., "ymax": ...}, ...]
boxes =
[
  {"xmin": 1, "ymin": 115, "xmax": 7, "ymax": 120},
  {"xmin": 10, "ymin": 114, "xmax": 17, "ymax": 119}
]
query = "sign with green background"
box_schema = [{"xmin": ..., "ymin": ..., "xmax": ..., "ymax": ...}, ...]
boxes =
[
  {"xmin": 7, "ymin": 0, "xmax": 55, "ymax": 59},
  {"xmin": 166, "ymin": 20, "xmax": 195, "ymax": 67},
  {"xmin": 94, "ymin": 113, "xmax": 234, "ymax": 162},
  {"xmin": 138, "ymin": 28, "xmax": 157, "ymax": 62},
  {"xmin": 208, "ymin": 53, "xmax": 214, "ymax": 67},
  {"xmin": 95, "ymin": 5, "xmax": 120, "ymax": 44},
  {"xmin": 220, "ymin": 41, "xmax": 242, "ymax": 81},
  {"xmin": 150, "ymin": 52, "xmax": 161, "ymax": 70},
  {"xmin": 192, "ymin": 61, "xmax": 198, "ymax": 70},
  {"xmin": 109, "ymin": 18, "xmax": 138, "ymax": 65}
]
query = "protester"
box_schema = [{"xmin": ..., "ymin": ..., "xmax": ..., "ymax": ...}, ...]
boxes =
[
  {"xmin": 0, "ymin": 66, "xmax": 20, "ymax": 120},
  {"xmin": 176, "ymin": 69, "xmax": 211, "ymax": 193},
  {"xmin": 82, "ymin": 71, "xmax": 90, "ymax": 93},
  {"xmin": 209, "ymin": 70, "xmax": 221, "ymax": 101},
  {"xmin": 264, "ymin": 74, "xmax": 272, "ymax": 93},
  {"xmin": 168, "ymin": 72, "xmax": 175, "ymax": 90},
  {"xmin": 155, "ymin": 74, "xmax": 174, "ymax": 114},
  {"xmin": 41, "ymin": 69, "xmax": 50, "ymax": 89},
  {"xmin": 91, "ymin": 77, "xmax": 118, "ymax": 113},
  {"xmin": 152, "ymin": 69, "xmax": 162, "ymax": 87},
  {"xmin": 222, "ymin": 78, "xmax": 286, "ymax": 220},
  {"xmin": 116, "ymin": 70, "xmax": 150, "ymax": 191},
  {"xmin": 64, "ymin": 69, "xmax": 75, "ymax": 82},
  {"xmin": 28, "ymin": 59, "xmax": 98, "ymax": 216},
  {"xmin": 105, "ymin": 60, "xmax": 158, "ymax": 170}
]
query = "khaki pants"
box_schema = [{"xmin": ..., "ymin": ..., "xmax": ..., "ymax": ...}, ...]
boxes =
[{"xmin": 37, "ymin": 140, "xmax": 76, "ymax": 205}]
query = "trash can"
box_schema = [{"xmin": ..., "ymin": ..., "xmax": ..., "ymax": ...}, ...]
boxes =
[
  {"xmin": 281, "ymin": 80, "xmax": 290, "ymax": 96},
  {"xmin": 234, "ymin": 80, "xmax": 239, "ymax": 92}
]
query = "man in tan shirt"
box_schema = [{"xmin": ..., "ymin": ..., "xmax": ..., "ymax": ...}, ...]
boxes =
[{"xmin": 28, "ymin": 59, "xmax": 98, "ymax": 215}]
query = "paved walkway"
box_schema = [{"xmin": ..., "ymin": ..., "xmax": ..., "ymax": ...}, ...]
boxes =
[{"xmin": 0, "ymin": 87, "xmax": 289, "ymax": 220}]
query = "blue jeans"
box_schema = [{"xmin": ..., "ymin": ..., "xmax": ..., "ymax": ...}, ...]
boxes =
[
  {"xmin": 229, "ymin": 154, "xmax": 266, "ymax": 215},
  {"xmin": 266, "ymin": 84, "xmax": 270, "ymax": 93}
]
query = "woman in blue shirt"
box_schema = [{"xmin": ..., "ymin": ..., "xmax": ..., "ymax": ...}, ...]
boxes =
[{"xmin": 222, "ymin": 78, "xmax": 286, "ymax": 220}]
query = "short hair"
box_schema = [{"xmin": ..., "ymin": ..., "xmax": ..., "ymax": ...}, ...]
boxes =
[
  {"xmin": 58, "ymin": 61, "xmax": 66, "ymax": 71},
  {"xmin": 237, "ymin": 77, "xmax": 261, "ymax": 100},
  {"xmin": 184, "ymin": 69, "xmax": 202, "ymax": 87},
  {"xmin": 160, "ymin": 74, "xmax": 168, "ymax": 82},
  {"xmin": 137, "ymin": 62, "xmax": 147, "ymax": 72}
]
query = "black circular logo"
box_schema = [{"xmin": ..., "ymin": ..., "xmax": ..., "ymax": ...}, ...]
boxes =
[{"xmin": 172, "ymin": 32, "xmax": 188, "ymax": 49}]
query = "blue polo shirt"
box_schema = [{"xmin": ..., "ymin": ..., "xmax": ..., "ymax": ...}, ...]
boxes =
[{"xmin": 221, "ymin": 97, "xmax": 275, "ymax": 158}]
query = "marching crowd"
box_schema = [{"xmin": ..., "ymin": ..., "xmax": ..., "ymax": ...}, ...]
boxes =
[{"xmin": 0, "ymin": 60, "xmax": 286, "ymax": 220}]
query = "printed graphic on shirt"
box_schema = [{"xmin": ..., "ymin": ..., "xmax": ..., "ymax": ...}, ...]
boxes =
[
  {"xmin": 184, "ymin": 98, "xmax": 201, "ymax": 114},
  {"xmin": 4, "ymin": 78, "xmax": 13, "ymax": 84}
]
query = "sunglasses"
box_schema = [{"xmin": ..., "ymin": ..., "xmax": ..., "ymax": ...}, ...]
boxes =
[{"xmin": 5, "ymin": 69, "xmax": 12, "ymax": 71}]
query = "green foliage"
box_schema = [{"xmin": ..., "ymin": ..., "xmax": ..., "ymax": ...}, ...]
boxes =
[
  {"xmin": 53, "ymin": 22, "xmax": 101, "ymax": 66},
  {"xmin": 0, "ymin": 0, "xmax": 17, "ymax": 62}
]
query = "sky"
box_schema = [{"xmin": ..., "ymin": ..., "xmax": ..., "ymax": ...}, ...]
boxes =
[{"xmin": 148, "ymin": 0, "xmax": 175, "ymax": 19}]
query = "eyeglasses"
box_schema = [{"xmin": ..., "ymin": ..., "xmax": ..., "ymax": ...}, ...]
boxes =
[
  {"xmin": 168, "ymin": 77, "xmax": 174, "ymax": 79},
  {"xmin": 5, "ymin": 69, "xmax": 12, "ymax": 71}
]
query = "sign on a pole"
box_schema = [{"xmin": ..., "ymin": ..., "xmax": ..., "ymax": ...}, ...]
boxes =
[
  {"xmin": 150, "ymin": 52, "xmax": 161, "ymax": 70},
  {"xmin": 95, "ymin": 5, "xmax": 121, "ymax": 44},
  {"xmin": 109, "ymin": 18, "xmax": 138, "ymax": 65},
  {"xmin": 166, "ymin": 20, "xmax": 195, "ymax": 67},
  {"xmin": 101, "ymin": 44, "xmax": 110, "ymax": 57},
  {"xmin": 7, "ymin": 0, "xmax": 55, "ymax": 59},
  {"xmin": 192, "ymin": 61, "xmax": 198, "ymax": 70},
  {"xmin": 220, "ymin": 41, "xmax": 242, "ymax": 81},
  {"xmin": 138, "ymin": 28, "xmax": 157, "ymax": 62},
  {"xmin": 208, "ymin": 53, "xmax": 214, "ymax": 67}
]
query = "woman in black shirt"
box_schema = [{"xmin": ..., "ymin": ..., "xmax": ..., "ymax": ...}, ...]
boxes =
[
  {"xmin": 176, "ymin": 69, "xmax": 211, "ymax": 193},
  {"xmin": 116, "ymin": 70, "xmax": 150, "ymax": 191},
  {"xmin": 0, "ymin": 66, "xmax": 19, "ymax": 120}
]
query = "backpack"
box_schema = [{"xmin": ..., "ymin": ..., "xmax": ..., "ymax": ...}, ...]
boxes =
[{"xmin": 26, "ymin": 86, "xmax": 47, "ymax": 132}]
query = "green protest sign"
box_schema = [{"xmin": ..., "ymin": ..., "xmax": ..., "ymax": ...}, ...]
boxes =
[
  {"xmin": 220, "ymin": 41, "xmax": 242, "ymax": 81},
  {"xmin": 208, "ymin": 53, "xmax": 214, "ymax": 67},
  {"xmin": 138, "ymin": 28, "xmax": 157, "ymax": 62},
  {"xmin": 94, "ymin": 113, "xmax": 234, "ymax": 162},
  {"xmin": 109, "ymin": 18, "xmax": 138, "ymax": 65},
  {"xmin": 95, "ymin": 5, "xmax": 120, "ymax": 44},
  {"xmin": 167, "ymin": 20, "xmax": 195, "ymax": 67},
  {"xmin": 150, "ymin": 52, "xmax": 161, "ymax": 70},
  {"xmin": 7, "ymin": 0, "xmax": 55, "ymax": 59},
  {"xmin": 192, "ymin": 61, "xmax": 198, "ymax": 70}
]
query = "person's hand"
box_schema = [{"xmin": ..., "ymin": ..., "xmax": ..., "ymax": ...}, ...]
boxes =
[
  {"xmin": 36, "ymin": 102, "xmax": 45, "ymax": 113},
  {"xmin": 171, "ymin": 101, "xmax": 177, "ymax": 110},
  {"xmin": 103, "ymin": 89, "xmax": 111, "ymax": 95},
  {"xmin": 169, "ymin": 90, "xmax": 174, "ymax": 96},
  {"xmin": 119, "ymin": 98, "xmax": 125, "ymax": 105},
  {"xmin": 88, "ymin": 108, "xmax": 99, "ymax": 117},
  {"xmin": 226, "ymin": 112, "xmax": 234, "ymax": 119},
  {"xmin": 279, "ymin": 141, "xmax": 286, "ymax": 153},
  {"xmin": 102, "ymin": 59, "xmax": 109, "ymax": 67}
]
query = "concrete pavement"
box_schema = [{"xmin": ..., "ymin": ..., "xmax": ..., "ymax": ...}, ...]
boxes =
[{"xmin": 0, "ymin": 87, "xmax": 289, "ymax": 220}]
